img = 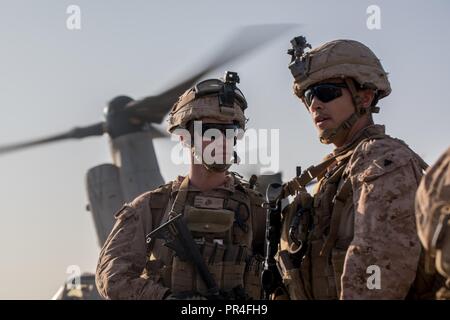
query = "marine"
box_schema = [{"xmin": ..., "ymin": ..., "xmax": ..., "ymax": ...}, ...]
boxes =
[
  {"xmin": 95, "ymin": 71, "xmax": 266, "ymax": 300},
  {"xmin": 415, "ymin": 147, "xmax": 450, "ymax": 299},
  {"xmin": 275, "ymin": 37, "xmax": 428, "ymax": 299}
]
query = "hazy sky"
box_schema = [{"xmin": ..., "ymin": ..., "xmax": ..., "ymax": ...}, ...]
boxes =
[{"xmin": 0, "ymin": 0, "xmax": 449, "ymax": 299}]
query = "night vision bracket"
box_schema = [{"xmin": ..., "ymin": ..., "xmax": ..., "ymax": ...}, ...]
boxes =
[
  {"xmin": 287, "ymin": 36, "xmax": 312, "ymax": 80},
  {"xmin": 219, "ymin": 71, "xmax": 240, "ymax": 111}
]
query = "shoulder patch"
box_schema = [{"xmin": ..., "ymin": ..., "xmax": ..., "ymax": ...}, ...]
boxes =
[{"xmin": 350, "ymin": 137, "xmax": 415, "ymax": 183}]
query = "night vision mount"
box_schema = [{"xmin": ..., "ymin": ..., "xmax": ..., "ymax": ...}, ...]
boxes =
[
  {"xmin": 287, "ymin": 36, "xmax": 312, "ymax": 80},
  {"xmin": 220, "ymin": 71, "xmax": 246, "ymax": 110},
  {"xmin": 287, "ymin": 36, "xmax": 311, "ymax": 62}
]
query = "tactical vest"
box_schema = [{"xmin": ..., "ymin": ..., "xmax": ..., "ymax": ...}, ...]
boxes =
[
  {"xmin": 277, "ymin": 146, "xmax": 358, "ymax": 300},
  {"xmin": 143, "ymin": 175, "xmax": 264, "ymax": 299},
  {"xmin": 277, "ymin": 127, "xmax": 429, "ymax": 300}
]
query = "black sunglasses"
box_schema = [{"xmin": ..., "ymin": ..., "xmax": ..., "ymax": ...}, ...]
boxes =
[
  {"xmin": 198, "ymin": 123, "xmax": 241, "ymax": 144},
  {"xmin": 303, "ymin": 83, "xmax": 348, "ymax": 107}
]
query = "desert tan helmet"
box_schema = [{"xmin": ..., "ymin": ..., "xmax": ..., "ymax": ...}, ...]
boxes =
[
  {"xmin": 167, "ymin": 71, "xmax": 247, "ymax": 133},
  {"xmin": 287, "ymin": 36, "xmax": 391, "ymax": 144},
  {"xmin": 416, "ymin": 147, "xmax": 450, "ymax": 280},
  {"xmin": 167, "ymin": 71, "xmax": 247, "ymax": 172}
]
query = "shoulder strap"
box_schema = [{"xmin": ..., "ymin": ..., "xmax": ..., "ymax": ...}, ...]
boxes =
[
  {"xmin": 282, "ymin": 132, "xmax": 392, "ymax": 198},
  {"xmin": 320, "ymin": 177, "xmax": 353, "ymax": 257},
  {"xmin": 148, "ymin": 182, "xmax": 173, "ymax": 229},
  {"xmin": 281, "ymin": 149, "xmax": 354, "ymax": 198},
  {"xmin": 168, "ymin": 176, "xmax": 190, "ymax": 218},
  {"xmin": 146, "ymin": 178, "xmax": 190, "ymax": 260}
]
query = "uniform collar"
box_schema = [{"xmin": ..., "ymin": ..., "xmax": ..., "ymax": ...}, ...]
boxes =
[
  {"xmin": 171, "ymin": 174, "xmax": 236, "ymax": 195},
  {"xmin": 333, "ymin": 124, "xmax": 386, "ymax": 156}
]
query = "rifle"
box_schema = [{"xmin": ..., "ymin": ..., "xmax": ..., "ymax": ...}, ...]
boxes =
[
  {"xmin": 146, "ymin": 213, "xmax": 220, "ymax": 298},
  {"xmin": 261, "ymin": 183, "xmax": 284, "ymax": 299}
]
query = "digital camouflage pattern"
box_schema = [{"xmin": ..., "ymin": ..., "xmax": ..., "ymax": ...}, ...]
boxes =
[
  {"xmin": 341, "ymin": 126, "xmax": 423, "ymax": 299},
  {"xmin": 167, "ymin": 73, "xmax": 247, "ymax": 133},
  {"xmin": 416, "ymin": 147, "xmax": 450, "ymax": 255},
  {"xmin": 289, "ymin": 39, "xmax": 391, "ymax": 101},
  {"xmin": 95, "ymin": 174, "xmax": 266, "ymax": 300},
  {"xmin": 416, "ymin": 147, "xmax": 450, "ymax": 299},
  {"xmin": 278, "ymin": 125, "xmax": 424, "ymax": 299},
  {"xmin": 95, "ymin": 186, "xmax": 171, "ymax": 300},
  {"xmin": 281, "ymin": 35, "xmax": 425, "ymax": 299}
]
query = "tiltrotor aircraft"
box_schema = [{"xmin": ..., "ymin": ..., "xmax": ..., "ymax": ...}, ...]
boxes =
[{"xmin": 0, "ymin": 25, "xmax": 293, "ymax": 299}]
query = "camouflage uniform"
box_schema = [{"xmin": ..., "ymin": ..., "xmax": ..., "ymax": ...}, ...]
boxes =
[
  {"xmin": 416, "ymin": 147, "xmax": 450, "ymax": 300},
  {"xmin": 96, "ymin": 174, "xmax": 266, "ymax": 299},
  {"xmin": 96, "ymin": 72, "xmax": 266, "ymax": 300},
  {"xmin": 276, "ymin": 38, "xmax": 427, "ymax": 299}
]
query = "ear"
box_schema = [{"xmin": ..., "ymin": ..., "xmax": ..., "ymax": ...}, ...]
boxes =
[{"xmin": 361, "ymin": 89, "xmax": 375, "ymax": 108}]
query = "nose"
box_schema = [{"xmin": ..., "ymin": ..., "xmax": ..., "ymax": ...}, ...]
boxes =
[{"xmin": 308, "ymin": 96, "xmax": 323, "ymax": 113}]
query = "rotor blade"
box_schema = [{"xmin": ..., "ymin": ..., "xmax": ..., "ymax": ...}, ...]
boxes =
[
  {"xmin": 141, "ymin": 123, "xmax": 168, "ymax": 139},
  {"xmin": 130, "ymin": 23, "xmax": 298, "ymax": 123},
  {"xmin": 0, "ymin": 122, "xmax": 105, "ymax": 156}
]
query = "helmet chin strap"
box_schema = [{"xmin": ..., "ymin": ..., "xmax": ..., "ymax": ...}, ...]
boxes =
[
  {"xmin": 191, "ymin": 147, "xmax": 239, "ymax": 173},
  {"xmin": 319, "ymin": 78, "xmax": 372, "ymax": 145},
  {"xmin": 204, "ymin": 163, "xmax": 231, "ymax": 172},
  {"xmin": 319, "ymin": 112, "xmax": 358, "ymax": 145}
]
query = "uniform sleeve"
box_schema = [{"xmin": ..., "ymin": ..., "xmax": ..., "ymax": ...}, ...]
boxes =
[
  {"xmin": 95, "ymin": 194, "xmax": 170, "ymax": 300},
  {"xmin": 340, "ymin": 139, "xmax": 422, "ymax": 299}
]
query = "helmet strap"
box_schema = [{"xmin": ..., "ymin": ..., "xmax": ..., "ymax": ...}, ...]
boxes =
[
  {"xmin": 190, "ymin": 146, "xmax": 234, "ymax": 173},
  {"xmin": 319, "ymin": 112, "xmax": 359, "ymax": 144},
  {"xmin": 319, "ymin": 78, "xmax": 365, "ymax": 145}
]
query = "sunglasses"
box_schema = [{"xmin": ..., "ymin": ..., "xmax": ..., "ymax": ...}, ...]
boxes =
[
  {"xmin": 198, "ymin": 123, "xmax": 240, "ymax": 145},
  {"xmin": 189, "ymin": 123, "xmax": 241, "ymax": 140},
  {"xmin": 303, "ymin": 83, "xmax": 348, "ymax": 107}
]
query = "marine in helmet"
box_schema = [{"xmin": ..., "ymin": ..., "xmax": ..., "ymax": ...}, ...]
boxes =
[
  {"xmin": 416, "ymin": 147, "xmax": 450, "ymax": 300},
  {"xmin": 276, "ymin": 37, "xmax": 429, "ymax": 299},
  {"xmin": 95, "ymin": 71, "xmax": 266, "ymax": 300}
]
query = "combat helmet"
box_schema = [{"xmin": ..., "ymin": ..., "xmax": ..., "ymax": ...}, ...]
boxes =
[
  {"xmin": 167, "ymin": 71, "xmax": 247, "ymax": 172},
  {"xmin": 168, "ymin": 71, "xmax": 247, "ymax": 133},
  {"xmin": 288, "ymin": 36, "xmax": 391, "ymax": 144}
]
